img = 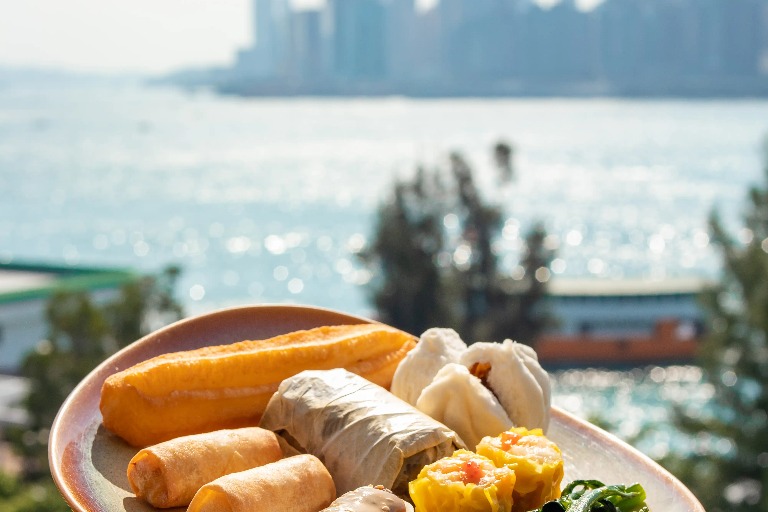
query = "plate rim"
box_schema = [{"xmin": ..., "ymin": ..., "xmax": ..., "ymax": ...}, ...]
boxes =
[
  {"xmin": 48, "ymin": 303, "xmax": 705, "ymax": 512},
  {"xmin": 549, "ymin": 407, "xmax": 703, "ymax": 511}
]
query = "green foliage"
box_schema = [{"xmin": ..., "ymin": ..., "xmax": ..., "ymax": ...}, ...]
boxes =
[
  {"xmin": 360, "ymin": 143, "xmax": 554, "ymax": 343},
  {"xmin": 661, "ymin": 139, "xmax": 768, "ymax": 511},
  {"xmin": 363, "ymin": 169, "xmax": 450, "ymax": 335},
  {"xmin": 533, "ymin": 480, "xmax": 649, "ymax": 512},
  {"xmin": 0, "ymin": 472, "xmax": 71, "ymax": 512},
  {"xmin": 4, "ymin": 266, "xmax": 184, "ymax": 492}
]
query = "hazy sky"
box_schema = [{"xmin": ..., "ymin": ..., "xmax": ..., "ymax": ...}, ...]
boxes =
[{"xmin": 0, "ymin": 0, "xmax": 254, "ymax": 74}]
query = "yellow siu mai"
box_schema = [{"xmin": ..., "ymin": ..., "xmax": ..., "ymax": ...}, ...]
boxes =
[
  {"xmin": 476, "ymin": 427, "xmax": 564, "ymax": 512},
  {"xmin": 409, "ymin": 449, "xmax": 516, "ymax": 512}
]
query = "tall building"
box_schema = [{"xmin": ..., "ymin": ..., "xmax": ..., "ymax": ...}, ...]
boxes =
[
  {"xmin": 290, "ymin": 9, "xmax": 325, "ymax": 80},
  {"xmin": 223, "ymin": 0, "xmax": 768, "ymax": 95},
  {"xmin": 328, "ymin": 0, "xmax": 389, "ymax": 81},
  {"xmin": 251, "ymin": 0, "xmax": 291, "ymax": 78},
  {"xmin": 384, "ymin": 0, "xmax": 417, "ymax": 81},
  {"xmin": 438, "ymin": 0, "xmax": 516, "ymax": 81}
]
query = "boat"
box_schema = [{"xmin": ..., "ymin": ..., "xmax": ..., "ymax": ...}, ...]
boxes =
[{"xmin": 537, "ymin": 277, "xmax": 710, "ymax": 368}]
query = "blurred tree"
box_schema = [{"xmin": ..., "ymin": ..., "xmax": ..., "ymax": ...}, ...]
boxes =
[
  {"xmin": 0, "ymin": 471, "xmax": 70, "ymax": 512},
  {"xmin": 361, "ymin": 144, "xmax": 553, "ymax": 343},
  {"xmin": 360, "ymin": 168, "xmax": 451, "ymax": 336},
  {"xmin": 660, "ymin": 139, "xmax": 768, "ymax": 511},
  {"xmin": 493, "ymin": 140, "xmax": 515, "ymax": 183},
  {"xmin": 2, "ymin": 265, "xmax": 183, "ymax": 511},
  {"xmin": 475, "ymin": 222, "xmax": 554, "ymax": 342},
  {"xmin": 448, "ymin": 152, "xmax": 504, "ymax": 337}
]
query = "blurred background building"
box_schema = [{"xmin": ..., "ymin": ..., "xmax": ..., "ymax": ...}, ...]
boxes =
[{"xmin": 216, "ymin": 0, "xmax": 768, "ymax": 96}]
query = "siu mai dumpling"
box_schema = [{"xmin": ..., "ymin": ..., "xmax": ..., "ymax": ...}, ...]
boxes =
[{"xmin": 409, "ymin": 449, "xmax": 516, "ymax": 512}]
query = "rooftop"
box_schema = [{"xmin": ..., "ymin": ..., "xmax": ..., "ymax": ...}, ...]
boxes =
[
  {"xmin": 547, "ymin": 277, "xmax": 713, "ymax": 297},
  {"xmin": 0, "ymin": 261, "xmax": 136, "ymax": 304},
  {"xmin": 0, "ymin": 269, "xmax": 58, "ymax": 295}
]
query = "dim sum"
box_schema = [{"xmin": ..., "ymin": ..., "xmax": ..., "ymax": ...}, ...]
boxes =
[
  {"xmin": 460, "ymin": 340, "xmax": 551, "ymax": 432},
  {"xmin": 390, "ymin": 328, "xmax": 467, "ymax": 406},
  {"xmin": 259, "ymin": 368, "xmax": 465, "ymax": 497},
  {"xmin": 321, "ymin": 486, "xmax": 414, "ymax": 512},
  {"xmin": 476, "ymin": 427, "xmax": 564, "ymax": 512},
  {"xmin": 409, "ymin": 449, "xmax": 516, "ymax": 512},
  {"xmin": 126, "ymin": 427, "xmax": 282, "ymax": 508},
  {"xmin": 416, "ymin": 363, "xmax": 513, "ymax": 450},
  {"xmin": 187, "ymin": 454, "xmax": 335, "ymax": 512}
]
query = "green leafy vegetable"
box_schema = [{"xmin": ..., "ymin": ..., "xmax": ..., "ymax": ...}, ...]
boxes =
[{"xmin": 531, "ymin": 480, "xmax": 650, "ymax": 512}]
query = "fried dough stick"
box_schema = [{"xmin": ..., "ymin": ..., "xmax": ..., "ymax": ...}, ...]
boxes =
[{"xmin": 100, "ymin": 324, "xmax": 416, "ymax": 447}]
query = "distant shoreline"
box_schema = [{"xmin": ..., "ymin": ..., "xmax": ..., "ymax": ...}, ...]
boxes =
[
  {"xmin": 170, "ymin": 74, "xmax": 768, "ymax": 100},
  {"xmin": 2, "ymin": 66, "xmax": 767, "ymax": 99}
]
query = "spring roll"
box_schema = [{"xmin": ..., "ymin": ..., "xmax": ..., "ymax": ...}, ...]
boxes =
[
  {"xmin": 259, "ymin": 368, "xmax": 465, "ymax": 498},
  {"xmin": 127, "ymin": 427, "xmax": 282, "ymax": 508},
  {"xmin": 321, "ymin": 486, "xmax": 414, "ymax": 512},
  {"xmin": 187, "ymin": 454, "xmax": 335, "ymax": 512}
]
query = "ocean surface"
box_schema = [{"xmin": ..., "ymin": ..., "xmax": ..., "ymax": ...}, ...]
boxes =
[
  {"xmin": 2, "ymin": 77, "xmax": 759, "ymax": 452},
  {"xmin": 2, "ymin": 79, "xmax": 767, "ymax": 320}
]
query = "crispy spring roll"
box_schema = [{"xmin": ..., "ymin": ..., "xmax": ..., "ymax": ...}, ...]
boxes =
[
  {"xmin": 127, "ymin": 427, "xmax": 282, "ymax": 508},
  {"xmin": 259, "ymin": 368, "xmax": 465, "ymax": 498},
  {"xmin": 321, "ymin": 486, "xmax": 414, "ymax": 512},
  {"xmin": 187, "ymin": 454, "xmax": 335, "ymax": 512}
]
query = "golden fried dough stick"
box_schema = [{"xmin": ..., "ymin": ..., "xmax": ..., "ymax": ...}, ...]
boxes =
[{"xmin": 100, "ymin": 324, "xmax": 417, "ymax": 447}]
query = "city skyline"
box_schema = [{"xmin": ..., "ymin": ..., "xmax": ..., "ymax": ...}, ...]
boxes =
[{"xmin": 210, "ymin": 0, "xmax": 768, "ymax": 97}]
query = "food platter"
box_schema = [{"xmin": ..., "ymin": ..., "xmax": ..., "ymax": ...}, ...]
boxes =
[{"xmin": 49, "ymin": 304, "xmax": 705, "ymax": 512}]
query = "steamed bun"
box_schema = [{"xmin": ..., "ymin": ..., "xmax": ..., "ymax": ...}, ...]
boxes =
[
  {"xmin": 460, "ymin": 340, "xmax": 551, "ymax": 431},
  {"xmin": 390, "ymin": 328, "xmax": 467, "ymax": 406},
  {"xmin": 416, "ymin": 363, "xmax": 513, "ymax": 449}
]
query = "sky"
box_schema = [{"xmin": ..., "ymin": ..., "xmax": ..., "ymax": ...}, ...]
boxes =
[{"xmin": 0, "ymin": 0, "xmax": 253, "ymax": 74}]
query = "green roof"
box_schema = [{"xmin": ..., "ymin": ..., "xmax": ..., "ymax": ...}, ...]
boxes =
[{"xmin": 0, "ymin": 261, "xmax": 137, "ymax": 305}]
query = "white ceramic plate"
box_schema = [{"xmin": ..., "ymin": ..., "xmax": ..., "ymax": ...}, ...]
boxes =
[{"xmin": 49, "ymin": 304, "xmax": 704, "ymax": 512}]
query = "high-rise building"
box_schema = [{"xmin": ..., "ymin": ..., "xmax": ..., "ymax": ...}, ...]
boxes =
[
  {"xmin": 290, "ymin": 9, "xmax": 325, "ymax": 80},
  {"xmin": 384, "ymin": 0, "xmax": 417, "ymax": 81},
  {"xmin": 224, "ymin": 0, "xmax": 768, "ymax": 95},
  {"xmin": 251, "ymin": 0, "xmax": 291, "ymax": 78},
  {"xmin": 327, "ymin": 0, "xmax": 389, "ymax": 81}
]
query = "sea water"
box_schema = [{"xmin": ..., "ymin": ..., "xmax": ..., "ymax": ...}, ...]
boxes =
[
  {"xmin": 1, "ymin": 79, "xmax": 763, "ymax": 449},
  {"xmin": 2, "ymin": 79, "xmax": 767, "ymax": 319}
]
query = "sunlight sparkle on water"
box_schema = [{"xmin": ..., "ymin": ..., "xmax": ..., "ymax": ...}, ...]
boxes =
[{"xmin": 551, "ymin": 365, "xmax": 713, "ymax": 459}]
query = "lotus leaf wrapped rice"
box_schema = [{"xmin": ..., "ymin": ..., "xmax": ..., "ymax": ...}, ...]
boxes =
[
  {"xmin": 409, "ymin": 449, "xmax": 516, "ymax": 512},
  {"xmin": 476, "ymin": 427, "xmax": 564, "ymax": 512},
  {"xmin": 259, "ymin": 368, "xmax": 465, "ymax": 497}
]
